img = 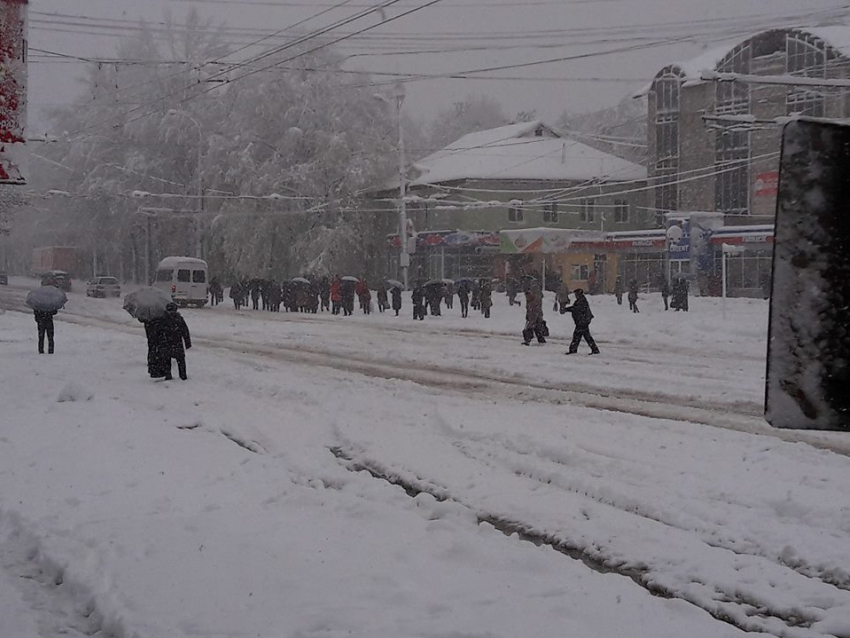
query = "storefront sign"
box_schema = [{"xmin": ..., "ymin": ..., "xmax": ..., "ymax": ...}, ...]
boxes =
[{"xmin": 754, "ymin": 171, "xmax": 779, "ymax": 197}]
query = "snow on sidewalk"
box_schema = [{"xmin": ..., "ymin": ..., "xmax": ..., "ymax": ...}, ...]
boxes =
[{"xmin": 0, "ymin": 312, "xmax": 747, "ymax": 637}]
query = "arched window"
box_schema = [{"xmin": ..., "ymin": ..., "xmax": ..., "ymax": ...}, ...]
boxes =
[
  {"xmin": 653, "ymin": 68, "xmax": 683, "ymax": 220},
  {"xmin": 715, "ymin": 43, "xmax": 752, "ymax": 216},
  {"xmin": 786, "ymin": 33, "xmax": 827, "ymax": 116}
]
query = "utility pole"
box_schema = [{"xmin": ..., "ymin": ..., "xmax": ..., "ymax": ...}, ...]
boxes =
[{"xmin": 393, "ymin": 82, "xmax": 410, "ymax": 291}]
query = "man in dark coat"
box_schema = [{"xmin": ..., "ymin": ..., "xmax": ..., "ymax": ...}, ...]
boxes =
[
  {"xmin": 480, "ymin": 280, "xmax": 493, "ymax": 319},
  {"xmin": 390, "ymin": 286, "xmax": 402, "ymax": 316},
  {"xmin": 34, "ymin": 309, "xmax": 57, "ymax": 354},
  {"xmin": 320, "ymin": 276, "xmax": 331, "ymax": 312},
  {"xmin": 522, "ymin": 286, "xmax": 546, "ymax": 345},
  {"xmin": 377, "ymin": 284, "xmax": 389, "ymax": 313},
  {"xmin": 660, "ymin": 277, "xmax": 670, "ymax": 311},
  {"xmin": 412, "ymin": 282, "xmax": 426, "ymax": 320},
  {"xmin": 613, "ymin": 277, "xmax": 624, "ymax": 306},
  {"xmin": 457, "ymin": 280, "xmax": 470, "ymax": 318},
  {"xmin": 230, "ymin": 281, "xmax": 243, "ymax": 310},
  {"xmin": 627, "ymin": 279, "xmax": 640, "ymax": 313},
  {"xmin": 506, "ymin": 277, "xmax": 519, "ymax": 306},
  {"xmin": 425, "ymin": 283, "xmax": 442, "ymax": 316},
  {"xmin": 672, "ymin": 278, "xmax": 689, "ymax": 312},
  {"xmin": 156, "ymin": 303, "xmax": 192, "ymax": 380},
  {"xmin": 250, "ymin": 280, "xmax": 261, "ymax": 310},
  {"xmin": 562, "ymin": 288, "xmax": 600, "ymax": 355}
]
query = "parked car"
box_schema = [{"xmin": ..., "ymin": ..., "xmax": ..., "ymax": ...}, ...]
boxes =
[
  {"xmin": 41, "ymin": 270, "xmax": 72, "ymax": 292},
  {"xmin": 0, "ymin": 271, "xmax": 7, "ymax": 285},
  {"xmin": 86, "ymin": 276, "xmax": 121, "ymax": 298}
]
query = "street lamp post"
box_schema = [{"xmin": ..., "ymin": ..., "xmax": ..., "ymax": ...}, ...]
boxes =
[
  {"xmin": 390, "ymin": 83, "xmax": 409, "ymax": 291},
  {"xmin": 167, "ymin": 109, "xmax": 203, "ymax": 258},
  {"xmin": 376, "ymin": 83, "xmax": 410, "ymax": 290}
]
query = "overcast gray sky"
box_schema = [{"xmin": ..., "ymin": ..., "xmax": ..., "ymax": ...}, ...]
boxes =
[{"xmin": 28, "ymin": 0, "xmax": 848, "ymax": 133}]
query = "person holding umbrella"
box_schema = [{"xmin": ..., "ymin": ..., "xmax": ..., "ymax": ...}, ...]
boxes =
[
  {"xmin": 123, "ymin": 287, "xmax": 174, "ymax": 378},
  {"xmin": 26, "ymin": 285, "xmax": 68, "ymax": 354}
]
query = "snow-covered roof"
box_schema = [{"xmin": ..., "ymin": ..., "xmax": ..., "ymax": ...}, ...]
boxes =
[
  {"xmin": 635, "ymin": 24, "xmax": 850, "ymax": 97},
  {"xmin": 410, "ymin": 120, "xmax": 647, "ymax": 186},
  {"xmin": 157, "ymin": 257, "xmax": 208, "ymax": 268}
]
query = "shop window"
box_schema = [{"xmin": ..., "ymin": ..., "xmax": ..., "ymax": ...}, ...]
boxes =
[
  {"xmin": 580, "ymin": 199, "xmax": 595, "ymax": 223},
  {"xmin": 543, "ymin": 202, "xmax": 559, "ymax": 224},
  {"xmin": 570, "ymin": 264, "xmax": 590, "ymax": 281},
  {"xmin": 614, "ymin": 200, "xmax": 629, "ymax": 223}
]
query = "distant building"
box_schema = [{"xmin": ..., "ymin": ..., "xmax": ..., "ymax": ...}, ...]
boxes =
[
  {"xmin": 381, "ymin": 121, "xmax": 649, "ymax": 284},
  {"xmin": 642, "ymin": 26, "xmax": 850, "ymax": 225}
]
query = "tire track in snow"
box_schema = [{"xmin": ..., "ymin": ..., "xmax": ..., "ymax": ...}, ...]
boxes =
[
  {"xmin": 449, "ymin": 433, "xmax": 850, "ymax": 593},
  {"xmin": 329, "ymin": 446, "xmax": 823, "ymax": 638}
]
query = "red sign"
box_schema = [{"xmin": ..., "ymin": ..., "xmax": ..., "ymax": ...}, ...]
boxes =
[
  {"xmin": 0, "ymin": 0, "xmax": 28, "ymax": 184},
  {"xmin": 754, "ymin": 171, "xmax": 779, "ymax": 197}
]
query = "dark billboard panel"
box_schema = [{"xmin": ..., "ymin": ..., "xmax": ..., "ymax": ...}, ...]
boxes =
[{"xmin": 766, "ymin": 120, "xmax": 850, "ymax": 431}]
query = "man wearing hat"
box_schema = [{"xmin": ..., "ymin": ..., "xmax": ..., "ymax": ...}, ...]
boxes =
[{"xmin": 561, "ymin": 288, "xmax": 600, "ymax": 355}]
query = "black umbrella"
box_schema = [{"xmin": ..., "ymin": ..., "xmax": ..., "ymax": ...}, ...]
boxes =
[
  {"xmin": 123, "ymin": 287, "xmax": 172, "ymax": 321},
  {"xmin": 341, "ymin": 276, "xmax": 360, "ymax": 283},
  {"xmin": 423, "ymin": 279, "xmax": 444, "ymax": 287},
  {"xmin": 26, "ymin": 286, "xmax": 67, "ymax": 311},
  {"xmin": 386, "ymin": 279, "xmax": 403, "ymax": 289}
]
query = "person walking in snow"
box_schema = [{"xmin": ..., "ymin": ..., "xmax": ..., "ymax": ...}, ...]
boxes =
[
  {"xmin": 506, "ymin": 276, "xmax": 519, "ymax": 307},
  {"xmin": 444, "ymin": 282, "xmax": 454, "ymax": 310},
  {"xmin": 412, "ymin": 282, "xmax": 426, "ymax": 320},
  {"xmin": 356, "ymin": 278, "xmax": 372, "ymax": 315},
  {"xmin": 209, "ymin": 277, "xmax": 223, "ymax": 307},
  {"xmin": 457, "ymin": 280, "xmax": 470, "ymax": 318},
  {"xmin": 320, "ymin": 276, "xmax": 331, "ymax": 312},
  {"xmin": 627, "ymin": 279, "xmax": 640, "ymax": 313},
  {"xmin": 391, "ymin": 285, "xmax": 402, "ymax": 316},
  {"xmin": 672, "ymin": 277, "xmax": 689, "ymax": 312},
  {"xmin": 659, "ymin": 277, "xmax": 670, "ymax": 311},
  {"xmin": 480, "ymin": 279, "xmax": 493, "ymax": 319},
  {"xmin": 562, "ymin": 288, "xmax": 600, "ymax": 355},
  {"xmin": 377, "ymin": 284, "xmax": 389, "ymax": 313},
  {"xmin": 155, "ymin": 302, "xmax": 192, "ymax": 380},
  {"xmin": 613, "ymin": 277, "xmax": 624, "ymax": 306},
  {"xmin": 229, "ymin": 281, "xmax": 243, "ymax": 310},
  {"xmin": 330, "ymin": 276, "xmax": 342, "ymax": 315},
  {"xmin": 522, "ymin": 285, "xmax": 547, "ymax": 346},
  {"xmin": 34, "ymin": 309, "xmax": 57, "ymax": 354},
  {"xmin": 555, "ymin": 281, "xmax": 571, "ymax": 313}
]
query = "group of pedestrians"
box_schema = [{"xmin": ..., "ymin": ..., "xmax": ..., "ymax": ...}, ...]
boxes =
[
  {"xmin": 227, "ymin": 277, "xmax": 330, "ymax": 313},
  {"xmin": 614, "ymin": 275, "xmax": 689, "ymax": 313}
]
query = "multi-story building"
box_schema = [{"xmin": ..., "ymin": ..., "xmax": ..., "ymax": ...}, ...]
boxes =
[
  {"xmin": 636, "ymin": 26, "xmax": 850, "ymax": 295},
  {"xmin": 381, "ymin": 120, "xmax": 648, "ymax": 285}
]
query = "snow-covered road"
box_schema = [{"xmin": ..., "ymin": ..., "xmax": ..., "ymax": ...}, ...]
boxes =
[{"xmin": 1, "ymin": 279, "xmax": 849, "ymax": 637}]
